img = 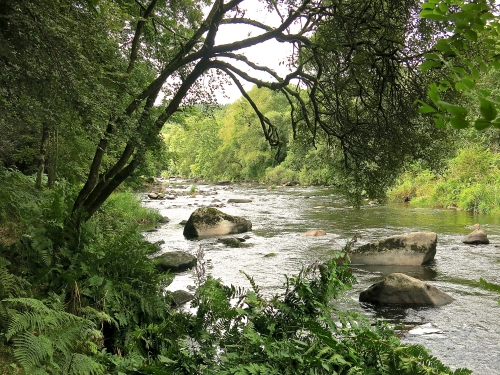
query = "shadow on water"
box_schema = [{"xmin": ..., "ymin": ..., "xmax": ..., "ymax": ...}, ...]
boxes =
[{"xmin": 351, "ymin": 264, "xmax": 438, "ymax": 281}]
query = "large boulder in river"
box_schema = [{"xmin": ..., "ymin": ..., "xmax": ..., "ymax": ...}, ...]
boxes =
[
  {"xmin": 348, "ymin": 232, "xmax": 437, "ymax": 266},
  {"xmin": 183, "ymin": 207, "xmax": 252, "ymax": 238},
  {"xmin": 359, "ymin": 273, "xmax": 453, "ymax": 306},
  {"xmin": 463, "ymin": 229, "xmax": 489, "ymax": 245},
  {"xmin": 155, "ymin": 251, "xmax": 196, "ymax": 273}
]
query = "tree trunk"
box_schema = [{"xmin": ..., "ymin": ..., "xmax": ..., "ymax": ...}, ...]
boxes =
[
  {"xmin": 35, "ymin": 124, "xmax": 50, "ymax": 189},
  {"xmin": 47, "ymin": 130, "xmax": 57, "ymax": 188}
]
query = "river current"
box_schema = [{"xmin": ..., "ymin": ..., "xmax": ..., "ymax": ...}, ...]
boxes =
[{"xmin": 143, "ymin": 181, "xmax": 500, "ymax": 374}]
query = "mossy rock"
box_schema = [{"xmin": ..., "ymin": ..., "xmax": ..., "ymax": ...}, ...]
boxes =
[
  {"xmin": 155, "ymin": 251, "xmax": 196, "ymax": 273},
  {"xmin": 264, "ymin": 252, "xmax": 276, "ymax": 258},
  {"xmin": 183, "ymin": 207, "xmax": 252, "ymax": 238},
  {"xmin": 218, "ymin": 237, "xmax": 242, "ymax": 248},
  {"xmin": 349, "ymin": 232, "xmax": 437, "ymax": 266}
]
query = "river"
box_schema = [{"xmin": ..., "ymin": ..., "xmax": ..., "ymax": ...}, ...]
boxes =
[{"xmin": 143, "ymin": 181, "xmax": 500, "ymax": 374}]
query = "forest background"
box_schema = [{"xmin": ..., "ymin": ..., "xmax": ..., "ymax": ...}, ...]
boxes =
[{"xmin": 1, "ymin": 0, "xmax": 500, "ymax": 374}]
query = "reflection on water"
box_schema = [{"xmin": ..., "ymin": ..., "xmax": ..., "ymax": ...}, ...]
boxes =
[
  {"xmin": 351, "ymin": 264, "xmax": 438, "ymax": 281},
  {"xmin": 143, "ymin": 182, "xmax": 500, "ymax": 374}
]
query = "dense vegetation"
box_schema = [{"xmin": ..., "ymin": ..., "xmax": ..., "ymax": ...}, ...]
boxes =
[{"xmin": 2, "ymin": 0, "xmax": 500, "ymax": 373}]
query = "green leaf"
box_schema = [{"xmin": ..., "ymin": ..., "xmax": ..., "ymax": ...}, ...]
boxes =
[
  {"xmin": 421, "ymin": 2, "xmax": 436, "ymax": 10},
  {"xmin": 427, "ymin": 84, "xmax": 440, "ymax": 102},
  {"xmin": 158, "ymin": 355, "xmax": 177, "ymax": 364},
  {"xmin": 420, "ymin": 9, "xmax": 447, "ymax": 21},
  {"xmin": 423, "ymin": 53, "xmax": 441, "ymax": 60},
  {"xmin": 471, "ymin": 68, "xmax": 480, "ymax": 80},
  {"xmin": 438, "ymin": 3, "xmax": 449, "ymax": 13},
  {"xmin": 434, "ymin": 117, "xmax": 446, "ymax": 128},
  {"xmin": 452, "ymin": 66, "xmax": 467, "ymax": 76},
  {"xmin": 464, "ymin": 29, "xmax": 477, "ymax": 42},
  {"xmin": 435, "ymin": 39, "xmax": 452, "ymax": 52},
  {"xmin": 479, "ymin": 98, "xmax": 497, "ymax": 121},
  {"xmin": 416, "ymin": 101, "xmax": 437, "ymax": 114},
  {"xmin": 437, "ymin": 101, "xmax": 468, "ymax": 118},
  {"xmin": 455, "ymin": 82, "xmax": 466, "ymax": 91},
  {"xmin": 461, "ymin": 78, "xmax": 475, "ymax": 89},
  {"xmin": 450, "ymin": 118, "xmax": 469, "ymax": 129},
  {"xmin": 474, "ymin": 119, "xmax": 491, "ymax": 130},
  {"xmin": 420, "ymin": 60, "xmax": 442, "ymax": 71}
]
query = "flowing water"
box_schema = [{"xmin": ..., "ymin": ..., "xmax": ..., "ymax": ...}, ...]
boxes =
[{"xmin": 143, "ymin": 181, "xmax": 500, "ymax": 374}]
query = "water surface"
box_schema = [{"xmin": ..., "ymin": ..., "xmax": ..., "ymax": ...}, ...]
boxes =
[{"xmin": 143, "ymin": 182, "xmax": 500, "ymax": 374}]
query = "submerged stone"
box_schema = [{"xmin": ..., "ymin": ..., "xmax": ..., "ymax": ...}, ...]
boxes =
[
  {"xmin": 301, "ymin": 230, "xmax": 326, "ymax": 236},
  {"xmin": 170, "ymin": 290, "xmax": 194, "ymax": 307},
  {"xmin": 218, "ymin": 237, "xmax": 242, "ymax": 248}
]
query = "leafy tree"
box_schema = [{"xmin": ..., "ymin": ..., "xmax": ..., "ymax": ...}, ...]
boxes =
[
  {"xmin": 294, "ymin": 0, "xmax": 455, "ymax": 201},
  {"xmin": 418, "ymin": 0, "xmax": 500, "ymax": 130},
  {"xmin": 0, "ymin": 0, "xmax": 130, "ymax": 187}
]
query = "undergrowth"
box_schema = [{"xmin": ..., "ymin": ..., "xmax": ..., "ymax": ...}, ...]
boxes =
[
  {"xmin": 0, "ymin": 168, "xmax": 474, "ymax": 374},
  {"xmin": 389, "ymin": 146, "xmax": 500, "ymax": 213}
]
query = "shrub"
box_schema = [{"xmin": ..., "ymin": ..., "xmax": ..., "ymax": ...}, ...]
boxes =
[{"xmin": 264, "ymin": 165, "xmax": 298, "ymax": 184}]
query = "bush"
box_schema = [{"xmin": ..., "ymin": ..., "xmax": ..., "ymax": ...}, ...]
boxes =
[
  {"xmin": 264, "ymin": 165, "xmax": 298, "ymax": 184},
  {"xmin": 390, "ymin": 146, "xmax": 500, "ymax": 213}
]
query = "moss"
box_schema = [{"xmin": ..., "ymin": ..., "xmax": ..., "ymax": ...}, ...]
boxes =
[
  {"xmin": 218, "ymin": 238, "xmax": 242, "ymax": 248},
  {"xmin": 264, "ymin": 253, "xmax": 276, "ymax": 258}
]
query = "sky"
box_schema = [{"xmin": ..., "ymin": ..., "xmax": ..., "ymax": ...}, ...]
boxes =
[{"xmin": 211, "ymin": 3, "xmax": 294, "ymax": 103}]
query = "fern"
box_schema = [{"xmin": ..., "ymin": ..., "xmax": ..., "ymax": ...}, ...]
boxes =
[{"xmin": 4, "ymin": 297, "xmax": 105, "ymax": 375}]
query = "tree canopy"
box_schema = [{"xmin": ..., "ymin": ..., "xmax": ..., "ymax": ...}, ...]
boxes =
[{"xmin": 1, "ymin": 0, "xmax": 491, "ymax": 222}]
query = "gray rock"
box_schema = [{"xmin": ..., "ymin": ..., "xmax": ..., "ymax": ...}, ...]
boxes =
[
  {"xmin": 216, "ymin": 180, "xmax": 232, "ymax": 185},
  {"xmin": 463, "ymin": 229, "xmax": 489, "ymax": 244},
  {"xmin": 155, "ymin": 251, "xmax": 196, "ymax": 273},
  {"xmin": 227, "ymin": 198, "xmax": 253, "ymax": 203},
  {"xmin": 349, "ymin": 232, "xmax": 437, "ymax": 266},
  {"xmin": 183, "ymin": 207, "xmax": 252, "ymax": 238},
  {"xmin": 359, "ymin": 273, "xmax": 454, "ymax": 306},
  {"xmin": 170, "ymin": 290, "xmax": 194, "ymax": 307},
  {"xmin": 148, "ymin": 193, "xmax": 159, "ymax": 199}
]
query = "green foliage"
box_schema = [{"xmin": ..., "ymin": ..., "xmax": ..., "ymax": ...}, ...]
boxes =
[
  {"xmin": 388, "ymin": 166, "xmax": 437, "ymax": 202},
  {"xmin": 264, "ymin": 165, "xmax": 298, "ymax": 185},
  {"xmin": 389, "ymin": 146, "xmax": 500, "ymax": 213},
  {"xmin": 419, "ymin": 0, "xmax": 500, "ymax": 130},
  {"xmin": 0, "ymin": 168, "xmax": 42, "ymax": 240},
  {"xmin": 133, "ymin": 252, "xmax": 469, "ymax": 375},
  {"xmin": 4, "ymin": 297, "xmax": 105, "ymax": 375}
]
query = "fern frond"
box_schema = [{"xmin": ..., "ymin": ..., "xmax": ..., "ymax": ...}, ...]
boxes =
[
  {"xmin": 12, "ymin": 332, "xmax": 54, "ymax": 373},
  {"xmin": 63, "ymin": 353, "xmax": 105, "ymax": 375}
]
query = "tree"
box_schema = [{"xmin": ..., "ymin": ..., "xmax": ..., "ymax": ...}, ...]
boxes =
[
  {"xmin": 418, "ymin": 0, "xmax": 500, "ymax": 130},
  {"xmin": 293, "ymin": 0, "xmax": 455, "ymax": 200},
  {"xmin": 62, "ymin": 0, "xmax": 328, "ymax": 232}
]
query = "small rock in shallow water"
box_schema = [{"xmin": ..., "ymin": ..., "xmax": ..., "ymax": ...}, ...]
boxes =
[{"xmin": 462, "ymin": 229, "xmax": 489, "ymax": 245}]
